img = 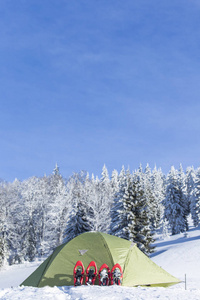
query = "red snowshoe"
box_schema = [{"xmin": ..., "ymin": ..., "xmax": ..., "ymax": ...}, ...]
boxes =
[
  {"xmin": 111, "ymin": 263, "xmax": 123, "ymax": 285},
  {"xmin": 98, "ymin": 263, "xmax": 111, "ymax": 286},
  {"xmin": 85, "ymin": 261, "xmax": 97, "ymax": 285},
  {"xmin": 74, "ymin": 261, "xmax": 85, "ymax": 286}
]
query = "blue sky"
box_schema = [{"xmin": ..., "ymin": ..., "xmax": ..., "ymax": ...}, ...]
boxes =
[{"xmin": 1, "ymin": 0, "xmax": 200, "ymax": 181}]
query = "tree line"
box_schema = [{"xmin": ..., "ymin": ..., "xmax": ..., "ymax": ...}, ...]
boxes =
[{"xmin": 0, "ymin": 164, "xmax": 199, "ymax": 267}]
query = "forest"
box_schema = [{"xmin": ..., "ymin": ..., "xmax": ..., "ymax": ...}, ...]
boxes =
[{"xmin": 0, "ymin": 163, "xmax": 199, "ymax": 268}]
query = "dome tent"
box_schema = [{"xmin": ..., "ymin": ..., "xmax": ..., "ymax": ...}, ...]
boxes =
[{"xmin": 21, "ymin": 232, "xmax": 180, "ymax": 287}]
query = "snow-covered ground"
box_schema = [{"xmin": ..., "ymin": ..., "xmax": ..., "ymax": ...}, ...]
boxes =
[{"xmin": 0, "ymin": 222, "xmax": 200, "ymax": 299}]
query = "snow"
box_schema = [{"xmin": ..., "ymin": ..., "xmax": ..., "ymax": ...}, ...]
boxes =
[{"xmin": 0, "ymin": 222, "xmax": 200, "ymax": 299}]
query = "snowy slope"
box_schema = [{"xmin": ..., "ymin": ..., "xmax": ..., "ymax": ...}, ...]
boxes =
[
  {"xmin": 152, "ymin": 227, "xmax": 200, "ymax": 289},
  {"xmin": 0, "ymin": 223, "xmax": 200, "ymax": 299}
]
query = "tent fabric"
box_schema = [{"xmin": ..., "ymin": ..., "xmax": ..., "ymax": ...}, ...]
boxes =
[{"xmin": 21, "ymin": 232, "xmax": 180, "ymax": 287}]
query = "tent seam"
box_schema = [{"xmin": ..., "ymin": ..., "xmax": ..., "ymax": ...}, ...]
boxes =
[
  {"xmin": 37, "ymin": 254, "xmax": 53, "ymax": 287},
  {"xmin": 38, "ymin": 243, "xmax": 66, "ymax": 287},
  {"xmin": 98, "ymin": 232, "xmax": 115, "ymax": 267},
  {"xmin": 122, "ymin": 244, "xmax": 134, "ymax": 279}
]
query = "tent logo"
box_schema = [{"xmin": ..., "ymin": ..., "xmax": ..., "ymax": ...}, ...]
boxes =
[{"xmin": 78, "ymin": 249, "xmax": 88, "ymax": 256}]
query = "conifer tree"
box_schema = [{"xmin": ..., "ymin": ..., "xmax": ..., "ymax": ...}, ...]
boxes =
[
  {"xmin": 110, "ymin": 167, "xmax": 155, "ymax": 255},
  {"xmin": 143, "ymin": 164, "xmax": 156, "ymax": 230},
  {"xmin": 49, "ymin": 167, "xmax": 71, "ymax": 247},
  {"xmin": 95, "ymin": 165, "xmax": 112, "ymax": 232},
  {"xmin": 111, "ymin": 169, "xmax": 119, "ymax": 196},
  {"xmin": 63, "ymin": 173, "xmax": 93, "ymax": 243},
  {"xmin": 164, "ymin": 166, "xmax": 188, "ymax": 235},
  {"xmin": 151, "ymin": 167, "xmax": 165, "ymax": 231},
  {"xmin": 20, "ymin": 177, "xmax": 40, "ymax": 261},
  {"xmin": 190, "ymin": 167, "xmax": 200, "ymax": 227},
  {"xmin": 129, "ymin": 170, "xmax": 155, "ymax": 255},
  {"xmin": 120, "ymin": 169, "xmax": 135, "ymax": 240},
  {"xmin": 110, "ymin": 166, "xmax": 127, "ymax": 237},
  {"xmin": 24, "ymin": 214, "xmax": 37, "ymax": 262},
  {"xmin": 82, "ymin": 172, "xmax": 96, "ymax": 230},
  {"xmin": 186, "ymin": 167, "xmax": 195, "ymax": 205},
  {"xmin": 0, "ymin": 183, "xmax": 9, "ymax": 267},
  {"xmin": 6, "ymin": 179, "xmax": 25, "ymax": 264},
  {"xmin": 178, "ymin": 164, "xmax": 189, "ymax": 231}
]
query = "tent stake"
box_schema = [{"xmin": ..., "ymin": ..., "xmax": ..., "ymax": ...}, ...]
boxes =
[{"xmin": 185, "ymin": 274, "xmax": 187, "ymax": 290}]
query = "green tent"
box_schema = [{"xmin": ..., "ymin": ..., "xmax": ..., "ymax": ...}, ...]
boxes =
[{"xmin": 21, "ymin": 232, "xmax": 180, "ymax": 287}]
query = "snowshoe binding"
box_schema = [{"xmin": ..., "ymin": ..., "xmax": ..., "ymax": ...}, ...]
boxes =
[
  {"xmin": 85, "ymin": 261, "xmax": 97, "ymax": 285},
  {"xmin": 98, "ymin": 263, "xmax": 110, "ymax": 286},
  {"xmin": 111, "ymin": 263, "xmax": 123, "ymax": 286},
  {"xmin": 74, "ymin": 261, "xmax": 85, "ymax": 286}
]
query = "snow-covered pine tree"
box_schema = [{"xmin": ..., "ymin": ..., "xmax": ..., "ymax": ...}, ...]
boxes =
[
  {"xmin": 164, "ymin": 166, "xmax": 188, "ymax": 235},
  {"xmin": 5, "ymin": 179, "xmax": 24, "ymax": 264},
  {"xmin": 0, "ymin": 182, "xmax": 9, "ymax": 267},
  {"xmin": 42, "ymin": 166, "xmax": 72, "ymax": 253},
  {"xmin": 186, "ymin": 166, "xmax": 195, "ymax": 209},
  {"xmin": 49, "ymin": 166, "xmax": 71, "ymax": 247},
  {"xmin": 21, "ymin": 177, "xmax": 40, "ymax": 262},
  {"xmin": 129, "ymin": 169, "xmax": 155, "ymax": 255},
  {"xmin": 35, "ymin": 175, "xmax": 49, "ymax": 257},
  {"xmin": 190, "ymin": 167, "xmax": 200, "ymax": 227},
  {"xmin": 111, "ymin": 169, "xmax": 119, "ymax": 196},
  {"xmin": 118, "ymin": 165, "xmax": 126, "ymax": 185},
  {"xmin": 25, "ymin": 213, "xmax": 37, "ymax": 262},
  {"xmin": 81, "ymin": 172, "xmax": 96, "ymax": 230},
  {"xmin": 95, "ymin": 165, "xmax": 112, "ymax": 232},
  {"xmin": 120, "ymin": 169, "xmax": 135, "ymax": 240},
  {"xmin": 151, "ymin": 167, "xmax": 165, "ymax": 232},
  {"xmin": 186, "ymin": 167, "xmax": 195, "ymax": 224},
  {"xmin": 53, "ymin": 163, "xmax": 60, "ymax": 176},
  {"xmin": 178, "ymin": 164, "xmax": 189, "ymax": 231},
  {"xmin": 29, "ymin": 169, "xmax": 68, "ymax": 258},
  {"xmin": 110, "ymin": 166, "xmax": 127, "ymax": 237},
  {"xmin": 63, "ymin": 172, "xmax": 93, "ymax": 243},
  {"xmin": 143, "ymin": 164, "xmax": 156, "ymax": 230},
  {"xmin": 110, "ymin": 167, "xmax": 154, "ymax": 255}
]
